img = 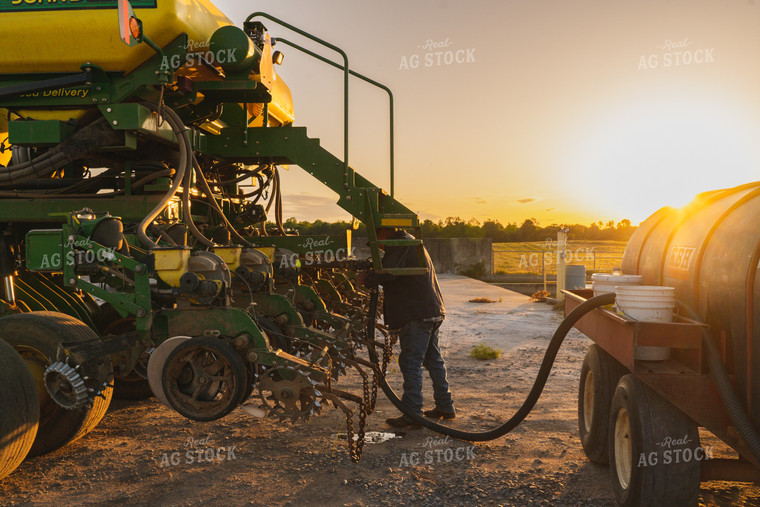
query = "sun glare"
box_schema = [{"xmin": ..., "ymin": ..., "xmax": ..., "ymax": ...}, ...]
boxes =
[{"xmin": 567, "ymin": 95, "xmax": 760, "ymax": 223}]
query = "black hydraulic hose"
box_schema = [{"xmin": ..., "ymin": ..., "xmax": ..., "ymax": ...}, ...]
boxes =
[
  {"xmin": 240, "ymin": 173, "xmax": 269, "ymax": 201},
  {"xmin": 366, "ymin": 289, "xmax": 617, "ymax": 441},
  {"xmin": 0, "ymin": 168, "xmax": 175, "ymax": 199},
  {"xmin": 182, "ymin": 158, "xmax": 215, "ymax": 248},
  {"xmin": 192, "ymin": 156, "xmax": 254, "ymax": 248},
  {"xmin": 215, "ymin": 164, "xmax": 267, "ymax": 186},
  {"xmin": 136, "ymin": 104, "xmax": 189, "ymax": 249},
  {"xmin": 274, "ymin": 170, "xmax": 286, "ymax": 236},
  {"xmin": 265, "ymin": 167, "xmax": 278, "ymax": 214},
  {"xmin": 677, "ymin": 302, "xmax": 760, "ymax": 465}
]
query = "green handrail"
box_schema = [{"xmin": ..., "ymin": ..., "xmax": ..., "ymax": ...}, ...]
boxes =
[
  {"xmin": 245, "ymin": 12, "xmax": 350, "ymax": 185},
  {"xmin": 274, "ymin": 37, "xmax": 395, "ymax": 198},
  {"xmin": 244, "ymin": 12, "xmax": 396, "ymax": 197}
]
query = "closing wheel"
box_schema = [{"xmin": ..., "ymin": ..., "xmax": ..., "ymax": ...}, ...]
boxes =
[
  {"xmin": 609, "ymin": 375, "xmax": 701, "ymax": 507},
  {"xmin": 161, "ymin": 337, "xmax": 247, "ymax": 422},
  {"xmin": 0, "ymin": 338, "xmax": 39, "ymax": 480},
  {"xmin": 578, "ymin": 344, "xmax": 627, "ymax": 464},
  {"xmin": 147, "ymin": 336, "xmax": 190, "ymax": 406},
  {"xmin": 0, "ymin": 312, "xmax": 113, "ymax": 457}
]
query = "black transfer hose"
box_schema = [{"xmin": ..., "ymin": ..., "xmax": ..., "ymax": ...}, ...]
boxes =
[
  {"xmin": 677, "ymin": 302, "xmax": 760, "ymax": 465},
  {"xmin": 366, "ymin": 289, "xmax": 617, "ymax": 441}
]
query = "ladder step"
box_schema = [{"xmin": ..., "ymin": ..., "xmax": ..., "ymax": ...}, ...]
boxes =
[
  {"xmin": 377, "ymin": 239, "xmax": 422, "ymax": 247},
  {"xmin": 378, "ymin": 215, "xmax": 416, "ymax": 227},
  {"xmin": 380, "ymin": 267, "xmax": 428, "ymax": 276}
]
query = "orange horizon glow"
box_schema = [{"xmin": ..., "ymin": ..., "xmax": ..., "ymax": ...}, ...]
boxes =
[{"xmin": 220, "ymin": 0, "xmax": 760, "ymax": 230}]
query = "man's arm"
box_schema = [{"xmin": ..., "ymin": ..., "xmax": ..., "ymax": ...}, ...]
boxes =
[{"xmin": 365, "ymin": 245, "xmax": 417, "ymax": 286}]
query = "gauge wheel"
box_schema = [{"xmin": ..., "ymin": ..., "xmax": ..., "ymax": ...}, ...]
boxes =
[{"xmin": 0, "ymin": 312, "xmax": 113, "ymax": 457}]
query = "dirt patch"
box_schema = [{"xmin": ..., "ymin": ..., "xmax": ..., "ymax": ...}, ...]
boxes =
[{"xmin": 1, "ymin": 275, "xmax": 758, "ymax": 506}]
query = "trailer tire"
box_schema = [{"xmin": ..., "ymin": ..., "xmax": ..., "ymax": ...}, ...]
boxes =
[
  {"xmin": 0, "ymin": 312, "xmax": 113, "ymax": 457},
  {"xmin": 609, "ymin": 375, "xmax": 700, "ymax": 507},
  {"xmin": 0, "ymin": 338, "xmax": 39, "ymax": 480},
  {"xmin": 578, "ymin": 344, "xmax": 627, "ymax": 464}
]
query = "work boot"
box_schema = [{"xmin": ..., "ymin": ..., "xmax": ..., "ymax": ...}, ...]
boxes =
[
  {"xmin": 385, "ymin": 415, "xmax": 422, "ymax": 429},
  {"xmin": 423, "ymin": 407, "xmax": 456, "ymax": 420}
]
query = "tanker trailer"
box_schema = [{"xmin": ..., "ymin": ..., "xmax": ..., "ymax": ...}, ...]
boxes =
[
  {"xmin": 0, "ymin": 0, "xmax": 425, "ymax": 479},
  {"xmin": 564, "ymin": 182, "xmax": 760, "ymax": 505}
]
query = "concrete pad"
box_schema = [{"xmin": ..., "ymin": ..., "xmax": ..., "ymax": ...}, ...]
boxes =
[{"xmin": 436, "ymin": 274, "xmax": 564, "ymax": 357}]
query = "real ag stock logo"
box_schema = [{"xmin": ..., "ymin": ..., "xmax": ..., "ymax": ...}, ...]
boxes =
[
  {"xmin": 399, "ymin": 38, "xmax": 476, "ymax": 70},
  {"xmin": 159, "ymin": 433, "xmax": 239, "ymax": 468},
  {"xmin": 638, "ymin": 38, "xmax": 715, "ymax": 70}
]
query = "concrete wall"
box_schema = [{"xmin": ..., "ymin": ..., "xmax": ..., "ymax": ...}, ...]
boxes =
[{"xmin": 423, "ymin": 238, "xmax": 492, "ymax": 275}]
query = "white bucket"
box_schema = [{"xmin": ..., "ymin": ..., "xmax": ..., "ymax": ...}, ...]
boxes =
[
  {"xmin": 592, "ymin": 274, "xmax": 642, "ymax": 296},
  {"xmin": 614, "ymin": 285, "xmax": 676, "ymax": 361},
  {"xmin": 615, "ymin": 286, "xmax": 676, "ymax": 320}
]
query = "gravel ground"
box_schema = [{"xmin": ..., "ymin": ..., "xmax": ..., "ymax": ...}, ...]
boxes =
[{"xmin": 1, "ymin": 275, "xmax": 759, "ymax": 506}]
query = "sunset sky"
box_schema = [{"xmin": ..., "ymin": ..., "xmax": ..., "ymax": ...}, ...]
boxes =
[{"xmin": 216, "ymin": 0, "xmax": 760, "ymax": 226}]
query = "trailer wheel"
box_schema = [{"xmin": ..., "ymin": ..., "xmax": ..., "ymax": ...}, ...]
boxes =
[
  {"xmin": 0, "ymin": 312, "xmax": 113, "ymax": 457},
  {"xmin": 578, "ymin": 344, "xmax": 627, "ymax": 464},
  {"xmin": 609, "ymin": 375, "xmax": 700, "ymax": 507},
  {"xmin": 0, "ymin": 338, "xmax": 39, "ymax": 480}
]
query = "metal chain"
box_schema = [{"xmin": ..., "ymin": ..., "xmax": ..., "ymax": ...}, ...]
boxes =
[
  {"xmin": 382, "ymin": 331, "xmax": 397, "ymax": 375},
  {"xmin": 356, "ymin": 375, "xmax": 369, "ymax": 459},
  {"xmin": 343, "ymin": 362, "xmax": 371, "ymax": 462},
  {"xmin": 367, "ymin": 329, "xmax": 396, "ymax": 414},
  {"xmin": 345, "ymin": 292, "xmax": 394, "ymax": 462},
  {"xmin": 345, "ymin": 409, "xmax": 358, "ymax": 462}
]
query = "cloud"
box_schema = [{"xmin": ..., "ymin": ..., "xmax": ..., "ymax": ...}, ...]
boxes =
[
  {"xmin": 474, "ymin": 197, "xmax": 487, "ymax": 205},
  {"xmin": 545, "ymin": 208, "xmax": 555, "ymax": 212},
  {"xmin": 280, "ymin": 193, "xmax": 349, "ymax": 222},
  {"xmin": 517, "ymin": 198, "xmax": 536, "ymax": 204}
]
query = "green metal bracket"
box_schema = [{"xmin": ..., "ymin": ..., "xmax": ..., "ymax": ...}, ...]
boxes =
[
  {"xmin": 8, "ymin": 120, "xmax": 75, "ymax": 146},
  {"xmin": 98, "ymin": 103, "xmax": 176, "ymax": 144},
  {"xmin": 55, "ymin": 227, "xmax": 152, "ymax": 336}
]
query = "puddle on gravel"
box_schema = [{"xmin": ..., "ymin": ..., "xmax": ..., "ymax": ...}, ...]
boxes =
[{"xmin": 331, "ymin": 431, "xmax": 402, "ymax": 444}]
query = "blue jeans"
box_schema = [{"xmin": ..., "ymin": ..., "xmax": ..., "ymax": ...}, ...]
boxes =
[{"xmin": 397, "ymin": 319, "xmax": 454, "ymax": 416}]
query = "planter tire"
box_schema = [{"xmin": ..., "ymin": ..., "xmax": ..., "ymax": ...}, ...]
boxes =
[
  {"xmin": 0, "ymin": 338, "xmax": 39, "ymax": 480},
  {"xmin": 0, "ymin": 312, "xmax": 113, "ymax": 457}
]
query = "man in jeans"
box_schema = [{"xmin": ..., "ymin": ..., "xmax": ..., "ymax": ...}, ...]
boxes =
[{"xmin": 367, "ymin": 227, "xmax": 455, "ymax": 429}]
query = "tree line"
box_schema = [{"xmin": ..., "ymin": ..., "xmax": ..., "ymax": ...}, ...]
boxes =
[{"xmin": 282, "ymin": 217, "xmax": 638, "ymax": 242}]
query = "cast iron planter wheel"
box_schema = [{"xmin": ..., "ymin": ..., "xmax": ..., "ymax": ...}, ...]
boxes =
[
  {"xmin": 0, "ymin": 312, "xmax": 113, "ymax": 457},
  {"xmin": 161, "ymin": 337, "xmax": 248, "ymax": 421},
  {"xmin": 0, "ymin": 338, "xmax": 39, "ymax": 480},
  {"xmin": 609, "ymin": 374, "xmax": 701, "ymax": 507},
  {"xmin": 578, "ymin": 344, "xmax": 628, "ymax": 464}
]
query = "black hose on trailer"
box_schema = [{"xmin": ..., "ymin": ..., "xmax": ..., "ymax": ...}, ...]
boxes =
[
  {"xmin": 366, "ymin": 289, "xmax": 617, "ymax": 441},
  {"xmin": 677, "ymin": 302, "xmax": 760, "ymax": 465}
]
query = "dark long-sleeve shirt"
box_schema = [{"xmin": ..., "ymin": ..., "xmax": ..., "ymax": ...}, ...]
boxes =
[{"xmin": 370, "ymin": 231, "xmax": 445, "ymax": 329}]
